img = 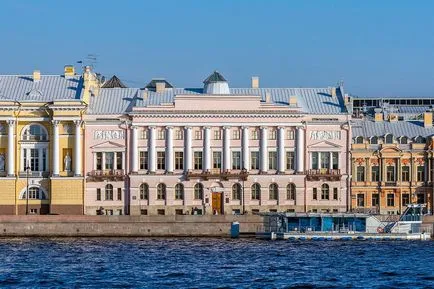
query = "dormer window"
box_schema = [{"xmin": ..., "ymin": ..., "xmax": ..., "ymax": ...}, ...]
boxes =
[
  {"xmin": 399, "ymin": 136, "xmax": 408, "ymax": 144},
  {"xmin": 370, "ymin": 136, "xmax": 378, "ymax": 145},
  {"xmin": 385, "ymin": 134, "xmax": 394, "ymax": 144},
  {"xmin": 414, "ymin": 136, "xmax": 426, "ymax": 144},
  {"xmin": 355, "ymin": 136, "xmax": 364, "ymax": 144}
]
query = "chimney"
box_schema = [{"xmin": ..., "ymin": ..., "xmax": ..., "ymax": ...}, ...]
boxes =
[
  {"xmin": 330, "ymin": 87, "xmax": 337, "ymax": 98},
  {"xmin": 143, "ymin": 90, "xmax": 148, "ymax": 100},
  {"xmin": 251, "ymin": 76, "xmax": 259, "ymax": 88},
  {"xmin": 389, "ymin": 114, "xmax": 398, "ymax": 122},
  {"xmin": 265, "ymin": 92, "xmax": 271, "ymax": 103},
  {"xmin": 156, "ymin": 81, "xmax": 166, "ymax": 93},
  {"xmin": 424, "ymin": 111, "xmax": 433, "ymax": 127},
  {"xmin": 64, "ymin": 65, "xmax": 75, "ymax": 77},
  {"xmin": 344, "ymin": 94, "xmax": 350, "ymax": 105},
  {"xmin": 374, "ymin": 108, "xmax": 383, "ymax": 122},
  {"xmin": 289, "ymin": 96, "xmax": 297, "ymax": 107},
  {"xmin": 33, "ymin": 70, "xmax": 41, "ymax": 82}
]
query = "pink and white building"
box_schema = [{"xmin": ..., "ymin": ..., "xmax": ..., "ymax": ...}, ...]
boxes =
[{"xmin": 84, "ymin": 71, "xmax": 352, "ymax": 215}]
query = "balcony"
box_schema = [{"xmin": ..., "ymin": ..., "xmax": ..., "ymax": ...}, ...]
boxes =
[
  {"xmin": 185, "ymin": 169, "xmax": 248, "ymax": 181},
  {"xmin": 18, "ymin": 171, "xmax": 50, "ymax": 178},
  {"xmin": 86, "ymin": 170, "xmax": 126, "ymax": 182},
  {"xmin": 305, "ymin": 169, "xmax": 341, "ymax": 181}
]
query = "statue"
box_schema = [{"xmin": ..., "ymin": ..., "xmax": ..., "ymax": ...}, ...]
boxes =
[
  {"xmin": 0, "ymin": 154, "xmax": 4, "ymax": 172},
  {"xmin": 64, "ymin": 152, "xmax": 71, "ymax": 172}
]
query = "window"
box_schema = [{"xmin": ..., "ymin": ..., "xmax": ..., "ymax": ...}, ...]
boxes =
[
  {"xmin": 371, "ymin": 166, "xmax": 380, "ymax": 182},
  {"xmin": 268, "ymin": 151, "xmax": 277, "ymax": 170},
  {"xmin": 23, "ymin": 187, "xmax": 45, "ymax": 200},
  {"xmin": 313, "ymin": 188, "xmax": 317, "ymax": 200},
  {"xmin": 250, "ymin": 152, "xmax": 260, "ymax": 170},
  {"xmin": 356, "ymin": 166, "xmax": 365, "ymax": 182},
  {"xmin": 117, "ymin": 188, "xmax": 122, "ymax": 200},
  {"xmin": 402, "ymin": 194, "xmax": 410, "ymax": 206},
  {"xmin": 251, "ymin": 183, "xmax": 261, "ymax": 200},
  {"xmin": 387, "ymin": 193, "xmax": 395, "ymax": 207},
  {"xmin": 251, "ymin": 129, "xmax": 259, "ymax": 140},
  {"xmin": 417, "ymin": 194, "xmax": 425, "ymax": 204},
  {"xmin": 321, "ymin": 184, "xmax": 329, "ymax": 200},
  {"xmin": 332, "ymin": 152, "xmax": 339, "ymax": 170},
  {"xmin": 139, "ymin": 151, "xmax": 148, "ymax": 170},
  {"xmin": 22, "ymin": 124, "xmax": 48, "ymax": 141},
  {"xmin": 175, "ymin": 152, "xmax": 184, "ymax": 170},
  {"xmin": 232, "ymin": 130, "xmax": 240, "ymax": 140},
  {"xmin": 287, "ymin": 130, "xmax": 294, "ymax": 140},
  {"xmin": 96, "ymin": 188, "xmax": 101, "ymax": 201},
  {"xmin": 286, "ymin": 183, "xmax": 295, "ymax": 200},
  {"xmin": 269, "ymin": 183, "xmax": 278, "ymax": 200},
  {"xmin": 195, "ymin": 130, "xmax": 202, "ymax": 140},
  {"xmin": 157, "ymin": 129, "xmax": 165, "ymax": 140},
  {"xmin": 385, "ymin": 134, "xmax": 394, "ymax": 144},
  {"xmin": 96, "ymin": 152, "xmax": 102, "ymax": 170},
  {"xmin": 141, "ymin": 209, "xmax": 148, "ymax": 215},
  {"xmin": 213, "ymin": 151, "xmax": 222, "ymax": 169},
  {"xmin": 401, "ymin": 166, "xmax": 410, "ymax": 182},
  {"xmin": 175, "ymin": 184, "xmax": 184, "ymax": 200},
  {"xmin": 139, "ymin": 183, "xmax": 149, "ymax": 200},
  {"xmin": 157, "ymin": 183, "xmax": 166, "ymax": 200},
  {"xmin": 414, "ymin": 136, "xmax": 425, "ymax": 144},
  {"xmin": 399, "ymin": 136, "xmax": 408, "ymax": 144},
  {"xmin": 312, "ymin": 152, "xmax": 319, "ymax": 170},
  {"xmin": 116, "ymin": 152, "xmax": 123, "ymax": 170},
  {"xmin": 232, "ymin": 183, "xmax": 242, "ymax": 200},
  {"xmin": 232, "ymin": 152, "xmax": 241, "ymax": 169},
  {"xmin": 386, "ymin": 166, "xmax": 395, "ymax": 182},
  {"xmin": 194, "ymin": 152, "xmax": 203, "ymax": 170},
  {"xmin": 269, "ymin": 129, "xmax": 277, "ymax": 140},
  {"xmin": 105, "ymin": 152, "xmax": 114, "ymax": 170},
  {"xmin": 157, "ymin": 209, "xmax": 165, "ymax": 215},
  {"xmin": 194, "ymin": 183, "xmax": 203, "ymax": 199},
  {"xmin": 320, "ymin": 153, "xmax": 330, "ymax": 169},
  {"xmin": 286, "ymin": 152, "xmax": 294, "ymax": 170},
  {"xmin": 370, "ymin": 136, "xmax": 378, "ymax": 144},
  {"xmin": 355, "ymin": 136, "xmax": 364, "ymax": 144},
  {"xmin": 214, "ymin": 130, "xmax": 221, "ymax": 140},
  {"xmin": 175, "ymin": 129, "xmax": 183, "ymax": 140},
  {"xmin": 333, "ymin": 188, "xmax": 338, "ymax": 200},
  {"xmin": 157, "ymin": 152, "xmax": 166, "ymax": 170},
  {"xmin": 372, "ymin": 193, "xmax": 379, "ymax": 207},
  {"xmin": 105, "ymin": 184, "xmax": 113, "ymax": 200},
  {"xmin": 141, "ymin": 129, "xmax": 148, "ymax": 139},
  {"xmin": 417, "ymin": 166, "xmax": 425, "ymax": 182},
  {"xmin": 357, "ymin": 194, "xmax": 365, "ymax": 207},
  {"xmin": 24, "ymin": 149, "xmax": 40, "ymax": 171}
]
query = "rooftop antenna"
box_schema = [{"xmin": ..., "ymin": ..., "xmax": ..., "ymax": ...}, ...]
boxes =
[{"xmin": 85, "ymin": 53, "xmax": 99, "ymax": 69}]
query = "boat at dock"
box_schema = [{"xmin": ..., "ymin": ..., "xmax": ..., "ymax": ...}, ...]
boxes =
[{"xmin": 256, "ymin": 204, "xmax": 431, "ymax": 241}]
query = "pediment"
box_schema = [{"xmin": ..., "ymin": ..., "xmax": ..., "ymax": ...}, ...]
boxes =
[
  {"xmin": 379, "ymin": 146, "xmax": 401, "ymax": 154},
  {"xmin": 307, "ymin": 140, "xmax": 342, "ymax": 149},
  {"xmin": 90, "ymin": 141, "xmax": 125, "ymax": 150}
]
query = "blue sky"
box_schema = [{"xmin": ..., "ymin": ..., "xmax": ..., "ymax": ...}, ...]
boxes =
[{"xmin": 1, "ymin": 0, "xmax": 434, "ymax": 96}]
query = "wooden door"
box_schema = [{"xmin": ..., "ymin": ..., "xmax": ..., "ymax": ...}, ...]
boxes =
[{"xmin": 212, "ymin": 192, "xmax": 223, "ymax": 214}]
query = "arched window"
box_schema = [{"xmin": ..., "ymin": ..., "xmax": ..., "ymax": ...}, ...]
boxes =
[
  {"xmin": 399, "ymin": 136, "xmax": 408, "ymax": 144},
  {"xmin": 414, "ymin": 136, "xmax": 426, "ymax": 144},
  {"xmin": 22, "ymin": 124, "xmax": 48, "ymax": 141},
  {"xmin": 370, "ymin": 136, "xmax": 378, "ymax": 145},
  {"xmin": 355, "ymin": 136, "xmax": 364, "ymax": 144},
  {"xmin": 175, "ymin": 183, "xmax": 184, "ymax": 200},
  {"xmin": 194, "ymin": 183, "xmax": 203, "ymax": 199},
  {"xmin": 21, "ymin": 187, "xmax": 46, "ymax": 200},
  {"xmin": 269, "ymin": 183, "xmax": 278, "ymax": 200},
  {"xmin": 157, "ymin": 183, "xmax": 166, "ymax": 200},
  {"xmin": 321, "ymin": 184, "xmax": 329, "ymax": 200},
  {"xmin": 251, "ymin": 183, "xmax": 261, "ymax": 200},
  {"xmin": 105, "ymin": 184, "xmax": 113, "ymax": 200},
  {"xmin": 385, "ymin": 134, "xmax": 394, "ymax": 144},
  {"xmin": 232, "ymin": 183, "xmax": 242, "ymax": 200},
  {"xmin": 139, "ymin": 183, "xmax": 149, "ymax": 200},
  {"xmin": 286, "ymin": 183, "xmax": 296, "ymax": 200}
]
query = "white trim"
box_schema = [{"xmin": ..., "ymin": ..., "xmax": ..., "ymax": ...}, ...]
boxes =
[{"xmin": 19, "ymin": 184, "xmax": 48, "ymax": 200}]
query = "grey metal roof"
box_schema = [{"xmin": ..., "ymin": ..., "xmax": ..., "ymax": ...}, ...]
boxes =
[
  {"xmin": 203, "ymin": 71, "xmax": 227, "ymax": 83},
  {"xmin": 352, "ymin": 95, "xmax": 434, "ymax": 99},
  {"xmin": 101, "ymin": 75, "xmax": 127, "ymax": 88},
  {"xmin": 88, "ymin": 88, "xmax": 140, "ymax": 114},
  {"xmin": 0, "ymin": 75, "xmax": 83, "ymax": 101},
  {"xmin": 144, "ymin": 79, "xmax": 174, "ymax": 90},
  {"xmin": 352, "ymin": 120, "xmax": 434, "ymax": 138},
  {"xmin": 398, "ymin": 106, "xmax": 430, "ymax": 114}
]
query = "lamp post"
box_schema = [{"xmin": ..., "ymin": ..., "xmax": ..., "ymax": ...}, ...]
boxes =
[
  {"xmin": 25, "ymin": 165, "xmax": 31, "ymax": 215},
  {"xmin": 241, "ymin": 168, "xmax": 246, "ymax": 215}
]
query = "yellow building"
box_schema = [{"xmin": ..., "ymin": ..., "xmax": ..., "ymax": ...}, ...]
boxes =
[{"xmin": 0, "ymin": 66, "xmax": 88, "ymax": 214}]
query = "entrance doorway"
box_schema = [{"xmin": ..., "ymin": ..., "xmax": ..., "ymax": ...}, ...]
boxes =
[{"xmin": 210, "ymin": 182, "xmax": 224, "ymax": 215}]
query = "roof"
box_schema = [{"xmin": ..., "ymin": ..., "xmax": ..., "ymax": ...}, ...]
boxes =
[
  {"xmin": 352, "ymin": 120, "xmax": 434, "ymax": 138},
  {"xmin": 88, "ymin": 88, "xmax": 140, "ymax": 114},
  {"xmin": 203, "ymin": 71, "xmax": 227, "ymax": 83},
  {"xmin": 144, "ymin": 79, "xmax": 174, "ymax": 90},
  {"xmin": 101, "ymin": 75, "xmax": 127, "ymax": 88},
  {"xmin": 352, "ymin": 95, "xmax": 434, "ymax": 99},
  {"xmin": 0, "ymin": 75, "xmax": 83, "ymax": 101}
]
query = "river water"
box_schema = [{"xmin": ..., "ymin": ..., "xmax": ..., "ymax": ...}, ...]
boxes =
[{"xmin": 0, "ymin": 238, "xmax": 433, "ymax": 288}]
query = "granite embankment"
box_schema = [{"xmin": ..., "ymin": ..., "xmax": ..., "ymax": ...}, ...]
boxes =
[{"xmin": 0, "ymin": 215, "xmax": 263, "ymax": 237}]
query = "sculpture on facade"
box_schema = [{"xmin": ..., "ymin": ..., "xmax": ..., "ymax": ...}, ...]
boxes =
[{"xmin": 64, "ymin": 152, "xmax": 71, "ymax": 172}]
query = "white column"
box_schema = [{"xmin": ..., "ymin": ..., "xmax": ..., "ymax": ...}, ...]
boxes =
[
  {"xmin": 148, "ymin": 127, "xmax": 156, "ymax": 173},
  {"xmin": 296, "ymin": 126, "xmax": 305, "ymax": 173},
  {"xmin": 184, "ymin": 127, "xmax": 192, "ymax": 171},
  {"xmin": 278, "ymin": 126, "xmax": 285, "ymax": 174},
  {"xmin": 242, "ymin": 126, "xmax": 249, "ymax": 170},
  {"xmin": 52, "ymin": 121, "xmax": 60, "ymax": 176},
  {"xmin": 131, "ymin": 126, "xmax": 139, "ymax": 173},
  {"xmin": 74, "ymin": 120, "xmax": 82, "ymax": 176},
  {"xmin": 329, "ymin": 152, "xmax": 333, "ymax": 170},
  {"xmin": 223, "ymin": 126, "xmax": 231, "ymax": 171},
  {"xmin": 260, "ymin": 126, "xmax": 268, "ymax": 173},
  {"xmin": 203, "ymin": 127, "xmax": 211, "ymax": 171},
  {"xmin": 102, "ymin": 152, "xmax": 106, "ymax": 170},
  {"xmin": 38, "ymin": 148, "xmax": 43, "ymax": 172},
  {"xmin": 166, "ymin": 126, "xmax": 174, "ymax": 173},
  {"xmin": 7, "ymin": 120, "xmax": 15, "ymax": 176}
]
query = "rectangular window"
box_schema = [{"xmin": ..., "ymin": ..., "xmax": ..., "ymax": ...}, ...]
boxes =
[
  {"xmin": 387, "ymin": 194, "xmax": 395, "ymax": 207},
  {"xmin": 175, "ymin": 152, "xmax": 184, "ymax": 170},
  {"xmin": 213, "ymin": 151, "xmax": 222, "ymax": 169},
  {"xmin": 96, "ymin": 152, "xmax": 102, "ymax": 170},
  {"xmin": 213, "ymin": 130, "xmax": 221, "ymax": 140},
  {"xmin": 313, "ymin": 188, "xmax": 317, "ymax": 200},
  {"xmin": 417, "ymin": 166, "xmax": 425, "ymax": 182},
  {"xmin": 372, "ymin": 193, "xmax": 379, "ymax": 207},
  {"xmin": 96, "ymin": 188, "xmax": 101, "ymax": 201},
  {"xmin": 194, "ymin": 151, "xmax": 203, "ymax": 170},
  {"xmin": 140, "ymin": 209, "xmax": 148, "ymax": 215},
  {"xmin": 157, "ymin": 152, "xmax": 166, "ymax": 170},
  {"xmin": 139, "ymin": 151, "xmax": 148, "ymax": 170},
  {"xmin": 356, "ymin": 166, "xmax": 365, "ymax": 182},
  {"xmin": 401, "ymin": 166, "xmax": 410, "ymax": 182},
  {"xmin": 232, "ymin": 151, "xmax": 241, "ymax": 169},
  {"xmin": 29, "ymin": 149, "xmax": 39, "ymax": 171},
  {"xmin": 286, "ymin": 152, "xmax": 294, "ymax": 170},
  {"xmin": 117, "ymin": 188, "xmax": 122, "ymax": 200},
  {"xmin": 175, "ymin": 129, "xmax": 183, "ymax": 140},
  {"xmin": 232, "ymin": 130, "xmax": 240, "ymax": 140},
  {"xmin": 332, "ymin": 152, "xmax": 339, "ymax": 170},
  {"xmin": 251, "ymin": 129, "xmax": 259, "ymax": 140},
  {"xmin": 195, "ymin": 130, "xmax": 202, "ymax": 140},
  {"xmin": 333, "ymin": 188, "xmax": 338, "ymax": 200},
  {"xmin": 268, "ymin": 151, "xmax": 277, "ymax": 170},
  {"xmin": 287, "ymin": 130, "xmax": 294, "ymax": 140},
  {"xmin": 402, "ymin": 194, "xmax": 410, "ymax": 206},
  {"xmin": 157, "ymin": 129, "xmax": 165, "ymax": 140},
  {"xmin": 312, "ymin": 152, "xmax": 319, "ymax": 170},
  {"xmin": 250, "ymin": 152, "xmax": 260, "ymax": 170},
  {"xmin": 141, "ymin": 129, "xmax": 148, "ymax": 140},
  {"xmin": 116, "ymin": 152, "xmax": 123, "ymax": 170},
  {"xmin": 269, "ymin": 129, "xmax": 277, "ymax": 140},
  {"xmin": 157, "ymin": 209, "xmax": 165, "ymax": 215},
  {"xmin": 371, "ymin": 166, "xmax": 380, "ymax": 182},
  {"xmin": 105, "ymin": 152, "xmax": 114, "ymax": 170},
  {"xmin": 320, "ymin": 152, "xmax": 330, "ymax": 169},
  {"xmin": 386, "ymin": 166, "xmax": 395, "ymax": 182},
  {"xmin": 357, "ymin": 194, "xmax": 365, "ymax": 207}
]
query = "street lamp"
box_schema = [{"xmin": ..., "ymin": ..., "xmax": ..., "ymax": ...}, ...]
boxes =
[
  {"xmin": 241, "ymin": 168, "xmax": 247, "ymax": 215},
  {"xmin": 25, "ymin": 165, "xmax": 31, "ymax": 215}
]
